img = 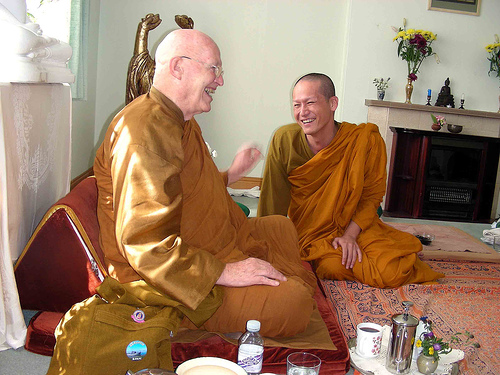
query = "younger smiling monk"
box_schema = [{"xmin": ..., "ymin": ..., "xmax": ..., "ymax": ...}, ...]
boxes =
[{"xmin": 258, "ymin": 73, "xmax": 444, "ymax": 288}]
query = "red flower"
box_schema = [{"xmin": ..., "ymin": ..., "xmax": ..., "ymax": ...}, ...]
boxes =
[
  {"xmin": 410, "ymin": 34, "xmax": 428, "ymax": 52},
  {"xmin": 408, "ymin": 73, "xmax": 418, "ymax": 81}
]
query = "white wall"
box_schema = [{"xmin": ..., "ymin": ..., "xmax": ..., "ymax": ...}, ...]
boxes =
[
  {"xmin": 342, "ymin": 0, "xmax": 500, "ymax": 125},
  {"xmin": 72, "ymin": 0, "xmax": 500, "ymax": 179},
  {"xmin": 93, "ymin": 0, "xmax": 348, "ymax": 177}
]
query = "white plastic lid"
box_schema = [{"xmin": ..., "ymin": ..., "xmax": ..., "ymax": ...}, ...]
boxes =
[{"xmin": 246, "ymin": 319, "xmax": 261, "ymax": 332}]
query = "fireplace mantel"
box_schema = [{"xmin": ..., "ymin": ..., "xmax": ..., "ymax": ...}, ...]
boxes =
[
  {"xmin": 366, "ymin": 100, "xmax": 500, "ymax": 139},
  {"xmin": 365, "ymin": 100, "xmax": 500, "ymax": 119},
  {"xmin": 366, "ymin": 100, "xmax": 500, "ymax": 220}
]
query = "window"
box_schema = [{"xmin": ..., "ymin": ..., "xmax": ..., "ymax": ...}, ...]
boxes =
[{"xmin": 26, "ymin": 0, "xmax": 89, "ymax": 100}]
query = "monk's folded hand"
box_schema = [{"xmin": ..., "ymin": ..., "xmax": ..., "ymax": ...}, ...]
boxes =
[
  {"xmin": 332, "ymin": 235, "xmax": 362, "ymax": 269},
  {"xmin": 215, "ymin": 257, "xmax": 287, "ymax": 287},
  {"xmin": 226, "ymin": 143, "xmax": 263, "ymax": 185}
]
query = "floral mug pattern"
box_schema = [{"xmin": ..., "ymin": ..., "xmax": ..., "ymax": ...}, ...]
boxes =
[{"xmin": 356, "ymin": 322, "xmax": 383, "ymax": 358}]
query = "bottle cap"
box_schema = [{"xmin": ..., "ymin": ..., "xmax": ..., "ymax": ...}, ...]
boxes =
[{"xmin": 246, "ymin": 320, "xmax": 261, "ymax": 332}]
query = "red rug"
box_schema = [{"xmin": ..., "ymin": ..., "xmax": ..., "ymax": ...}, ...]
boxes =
[{"xmin": 320, "ymin": 260, "xmax": 500, "ymax": 375}]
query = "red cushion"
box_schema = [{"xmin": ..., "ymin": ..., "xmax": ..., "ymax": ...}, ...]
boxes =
[
  {"xmin": 25, "ymin": 311, "xmax": 62, "ymax": 356},
  {"xmin": 56, "ymin": 177, "xmax": 105, "ymax": 264},
  {"xmin": 14, "ymin": 177, "xmax": 106, "ymax": 312}
]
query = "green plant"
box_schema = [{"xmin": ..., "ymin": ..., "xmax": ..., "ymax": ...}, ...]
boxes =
[
  {"xmin": 393, "ymin": 19, "xmax": 438, "ymax": 81},
  {"xmin": 373, "ymin": 77, "xmax": 390, "ymax": 90},
  {"xmin": 416, "ymin": 318, "xmax": 452, "ymax": 360},
  {"xmin": 486, "ymin": 34, "xmax": 500, "ymax": 84}
]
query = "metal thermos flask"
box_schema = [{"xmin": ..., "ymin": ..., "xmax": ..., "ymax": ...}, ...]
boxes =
[{"xmin": 385, "ymin": 301, "xmax": 419, "ymax": 374}]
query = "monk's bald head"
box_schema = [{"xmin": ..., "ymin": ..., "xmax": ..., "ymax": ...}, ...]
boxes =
[
  {"xmin": 295, "ymin": 73, "xmax": 336, "ymax": 100},
  {"xmin": 152, "ymin": 29, "xmax": 224, "ymax": 120},
  {"xmin": 155, "ymin": 29, "xmax": 219, "ymax": 67}
]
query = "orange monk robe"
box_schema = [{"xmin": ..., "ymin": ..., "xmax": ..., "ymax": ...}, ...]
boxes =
[
  {"xmin": 258, "ymin": 122, "xmax": 444, "ymax": 288},
  {"xmin": 94, "ymin": 88, "xmax": 316, "ymax": 337}
]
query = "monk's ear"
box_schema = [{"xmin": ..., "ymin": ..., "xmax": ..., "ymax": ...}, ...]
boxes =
[
  {"xmin": 169, "ymin": 56, "xmax": 183, "ymax": 80},
  {"xmin": 329, "ymin": 96, "xmax": 339, "ymax": 112}
]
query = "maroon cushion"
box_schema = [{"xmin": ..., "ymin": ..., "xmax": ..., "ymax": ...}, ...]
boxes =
[
  {"xmin": 56, "ymin": 177, "xmax": 105, "ymax": 264},
  {"xmin": 25, "ymin": 311, "xmax": 62, "ymax": 356},
  {"xmin": 14, "ymin": 177, "xmax": 106, "ymax": 313}
]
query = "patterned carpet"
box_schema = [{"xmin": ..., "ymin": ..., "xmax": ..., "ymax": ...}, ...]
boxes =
[{"xmin": 321, "ymin": 260, "xmax": 500, "ymax": 375}]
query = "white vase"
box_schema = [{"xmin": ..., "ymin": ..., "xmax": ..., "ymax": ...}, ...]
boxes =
[{"xmin": 413, "ymin": 320, "xmax": 426, "ymax": 359}]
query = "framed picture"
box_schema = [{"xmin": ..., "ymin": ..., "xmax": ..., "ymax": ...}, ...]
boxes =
[{"xmin": 427, "ymin": 0, "xmax": 481, "ymax": 16}]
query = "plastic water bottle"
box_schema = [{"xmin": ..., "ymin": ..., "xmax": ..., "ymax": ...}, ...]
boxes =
[{"xmin": 237, "ymin": 320, "xmax": 264, "ymax": 374}]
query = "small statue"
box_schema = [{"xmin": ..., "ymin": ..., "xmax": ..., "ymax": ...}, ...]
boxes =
[
  {"xmin": 125, "ymin": 13, "xmax": 162, "ymax": 104},
  {"xmin": 434, "ymin": 77, "xmax": 455, "ymax": 108}
]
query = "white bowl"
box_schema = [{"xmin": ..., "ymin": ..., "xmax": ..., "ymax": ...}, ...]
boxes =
[{"xmin": 175, "ymin": 357, "xmax": 247, "ymax": 375}]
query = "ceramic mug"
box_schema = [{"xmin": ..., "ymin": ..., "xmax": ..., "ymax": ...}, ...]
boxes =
[{"xmin": 355, "ymin": 322, "xmax": 383, "ymax": 358}]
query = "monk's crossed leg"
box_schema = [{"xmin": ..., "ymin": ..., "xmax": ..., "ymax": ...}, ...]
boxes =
[{"xmin": 201, "ymin": 276, "xmax": 314, "ymax": 337}]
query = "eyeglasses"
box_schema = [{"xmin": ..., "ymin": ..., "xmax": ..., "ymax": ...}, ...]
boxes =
[{"xmin": 180, "ymin": 56, "xmax": 224, "ymax": 79}]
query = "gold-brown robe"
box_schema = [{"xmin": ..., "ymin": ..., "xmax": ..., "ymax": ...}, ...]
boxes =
[
  {"xmin": 94, "ymin": 88, "xmax": 317, "ymax": 336},
  {"xmin": 258, "ymin": 122, "xmax": 444, "ymax": 288}
]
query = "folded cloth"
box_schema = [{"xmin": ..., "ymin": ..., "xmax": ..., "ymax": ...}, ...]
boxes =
[
  {"xmin": 227, "ymin": 186, "xmax": 260, "ymax": 198},
  {"xmin": 483, "ymin": 228, "xmax": 500, "ymax": 237},
  {"xmin": 481, "ymin": 228, "xmax": 500, "ymax": 245}
]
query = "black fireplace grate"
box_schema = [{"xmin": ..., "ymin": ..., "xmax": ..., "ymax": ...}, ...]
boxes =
[
  {"xmin": 428, "ymin": 186, "xmax": 472, "ymax": 204},
  {"xmin": 427, "ymin": 209, "xmax": 470, "ymax": 219}
]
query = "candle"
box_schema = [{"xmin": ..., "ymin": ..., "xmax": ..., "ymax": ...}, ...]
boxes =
[
  {"xmin": 461, "ymin": 93, "xmax": 465, "ymax": 100},
  {"xmin": 427, "ymin": 89, "xmax": 431, "ymax": 96}
]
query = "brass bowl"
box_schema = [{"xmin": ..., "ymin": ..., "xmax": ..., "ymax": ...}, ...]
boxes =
[{"xmin": 447, "ymin": 124, "xmax": 463, "ymax": 133}]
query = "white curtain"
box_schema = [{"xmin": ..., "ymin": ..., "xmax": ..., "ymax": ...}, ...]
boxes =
[{"xmin": 0, "ymin": 83, "xmax": 71, "ymax": 351}]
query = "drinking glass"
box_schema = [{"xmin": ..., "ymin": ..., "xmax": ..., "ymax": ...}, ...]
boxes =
[
  {"xmin": 494, "ymin": 235, "xmax": 500, "ymax": 251},
  {"xmin": 286, "ymin": 352, "xmax": 321, "ymax": 375}
]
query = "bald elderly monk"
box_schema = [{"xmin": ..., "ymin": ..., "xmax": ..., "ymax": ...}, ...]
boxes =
[
  {"xmin": 258, "ymin": 73, "xmax": 444, "ymax": 288},
  {"xmin": 93, "ymin": 29, "xmax": 317, "ymax": 337}
]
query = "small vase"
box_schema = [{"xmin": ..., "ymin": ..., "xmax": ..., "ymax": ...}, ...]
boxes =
[
  {"xmin": 377, "ymin": 89, "xmax": 385, "ymax": 100},
  {"xmin": 416, "ymin": 354, "xmax": 439, "ymax": 374},
  {"xmin": 431, "ymin": 123, "xmax": 441, "ymax": 131},
  {"xmin": 405, "ymin": 78, "xmax": 413, "ymax": 104}
]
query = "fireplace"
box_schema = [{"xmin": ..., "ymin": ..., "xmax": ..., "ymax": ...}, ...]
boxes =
[
  {"xmin": 365, "ymin": 100, "xmax": 500, "ymax": 222},
  {"xmin": 385, "ymin": 128, "xmax": 499, "ymax": 221}
]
